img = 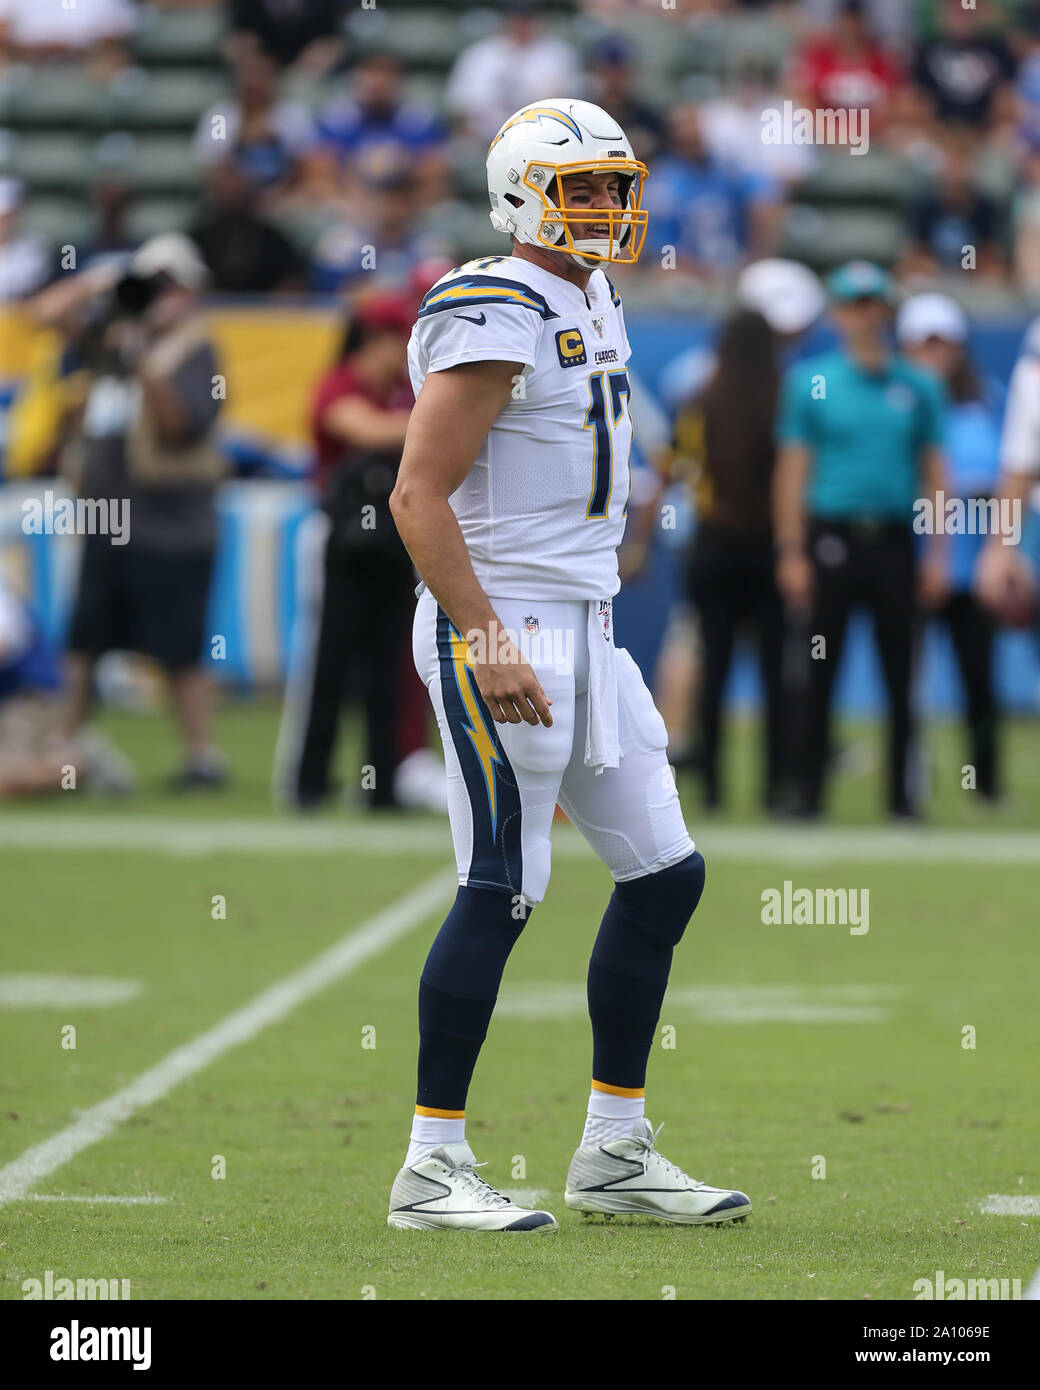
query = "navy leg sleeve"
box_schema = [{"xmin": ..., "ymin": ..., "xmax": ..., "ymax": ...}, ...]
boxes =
[
  {"xmin": 587, "ymin": 851, "xmax": 705, "ymax": 1091},
  {"xmin": 416, "ymin": 884, "xmax": 529, "ymax": 1112}
]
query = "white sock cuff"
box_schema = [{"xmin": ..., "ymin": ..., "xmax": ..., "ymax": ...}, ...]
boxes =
[
  {"xmin": 587, "ymin": 1087, "xmax": 645, "ymax": 1120},
  {"xmin": 410, "ymin": 1114, "xmax": 466, "ymax": 1145}
]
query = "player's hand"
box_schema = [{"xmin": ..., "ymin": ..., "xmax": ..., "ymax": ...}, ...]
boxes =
[
  {"xmin": 974, "ymin": 540, "xmax": 1039, "ymax": 628},
  {"xmin": 916, "ymin": 555, "xmax": 949, "ymax": 612},
  {"xmin": 471, "ymin": 638, "xmax": 553, "ymax": 728},
  {"xmin": 776, "ymin": 551, "xmax": 813, "ymax": 611},
  {"xmin": 975, "ymin": 538, "xmax": 1020, "ymax": 608},
  {"xmin": 619, "ymin": 539, "xmax": 649, "ymax": 582}
]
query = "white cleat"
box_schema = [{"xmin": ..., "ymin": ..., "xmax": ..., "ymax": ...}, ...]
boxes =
[
  {"xmin": 565, "ymin": 1119, "xmax": 751, "ymax": 1225},
  {"xmin": 388, "ymin": 1142, "xmax": 558, "ymax": 1232}
]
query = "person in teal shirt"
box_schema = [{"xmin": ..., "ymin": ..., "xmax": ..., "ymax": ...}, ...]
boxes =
[{"xmin": 772, "ymin": 260, "xmax": 949, "ymax": 819}]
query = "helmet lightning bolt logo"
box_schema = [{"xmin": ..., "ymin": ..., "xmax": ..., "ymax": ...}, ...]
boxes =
[
  {"xmin": 448, "ymin": 625, "xmax": 502, "ymax": 835},
  {"xmin": 489, "ymin": 105, "xmax": 583, "ymax": 151}
]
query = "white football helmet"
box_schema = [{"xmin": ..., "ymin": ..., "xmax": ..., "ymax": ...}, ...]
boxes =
[{"xmin": 486, "ymin": 99, "xmax": 649, "ymax": 268}]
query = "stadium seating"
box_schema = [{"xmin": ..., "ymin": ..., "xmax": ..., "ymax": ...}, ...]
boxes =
[
  {"xmin": 95, "ymin": 135, "xmax": 200, "ymax": 198},
  {"xmin": 17, "ymin": 197, "xmax": 93, "ymax": 248},
  {"xmin": 0, "ymin": 5, "xmax": 1017, "ymax": 297},
  {"xmin": 132, "ymin": 4, "xmax": 226, "ymax": 68},
  {"xmin": 780, "ymin": 204, "xmax": 907, "ymax": 270},
  {"xmin": 0, "ymin": 134, "xmax": 95, "ymax": 196},
  {"xmin": 2, "ymin": 68, "xmax": 104, "ymax": 129},
  {"xmin": 797, "ymin": 151, "xmax": 917, "ymax": 209}
]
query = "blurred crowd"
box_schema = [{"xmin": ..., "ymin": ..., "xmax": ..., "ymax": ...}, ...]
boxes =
[
  {"xmin": 4, "ymin": 0, "xmax": 1040, "ymax": 302},
  {"xmin": 1, "ymin": 0, "xmax": 1040, "ymax": 814}
]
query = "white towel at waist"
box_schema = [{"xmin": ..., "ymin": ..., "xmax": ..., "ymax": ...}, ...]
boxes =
[{"xmin": 585, "ymin": 598, "xmax": 619, "ymax": 774}]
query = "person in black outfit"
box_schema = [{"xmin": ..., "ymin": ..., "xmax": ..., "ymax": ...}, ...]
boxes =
[
  {"xmin": 226, "ymin": 0, "xmax": 344, "ymax": 75},
  {"xmin": 911, "ymin": 0, "xmax": 1016, "ymax": 129},
  {"xmin": 282, "ymin": 294, "xmax": 415, "ymax": 810},
  {"xmin": 900, "ymin": 125, "xmax": 1006, "ymax": 283},
  {"xmin": 673, "ymin": 309, "xmax": 786, "ymax": 812},
  {"xmin": 189, "ymin": 161, "xmax": 305, "ymax": 295},
  {"xmin": 897, "ymin": 293, "xmax": 1003, "ymax": 801}
]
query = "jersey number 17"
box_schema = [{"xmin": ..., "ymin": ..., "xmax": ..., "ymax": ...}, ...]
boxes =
[{"xmin": 584, "ymin": 369, "xmax": 631, "ymax": 520}]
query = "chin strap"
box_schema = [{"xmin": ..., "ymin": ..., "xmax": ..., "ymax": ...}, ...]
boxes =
[
  {"xmin": 571, "ymin": 237, "xmax": 622, "ymax": 266},
  {"xmin": 489, "ymin": 209, "xmax": 515, "ymax": 236},
  {"xmin": 489, "ymin": 209, "xmax": 621, "ymax": 266}
]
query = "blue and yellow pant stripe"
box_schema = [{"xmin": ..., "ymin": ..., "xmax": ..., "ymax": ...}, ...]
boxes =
[{"xmin": 436, "ymin": 607, "xmax": 524, "ymax": 896}]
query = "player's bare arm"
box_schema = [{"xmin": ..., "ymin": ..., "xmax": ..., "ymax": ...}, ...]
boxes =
[
  {"xmin": 320, "ymin": 396, "xmax": 411, "ymax": 450},
  {"xmin": 975, "ymin": 470, "xmax": 1034, "ymax": 611},
  {"xmin": 390, "ymin": 359, "xmax": 553, "ymax": 728},
  {"xmin": 975, "ymin": 330, "xmax": 1040, "ymax": 618},
  {"xmin": 916, "ymin": 443, "xmax": 950, "ymax": 610},
  {"xmin": 772, "ymin": 441, "xmax": 813, "ymax": 609}
]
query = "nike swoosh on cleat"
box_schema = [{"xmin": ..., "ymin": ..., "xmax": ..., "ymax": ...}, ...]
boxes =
[
  {"xmin": 703, "ymin": 1192, "xmax": 751, "ymax": 1215},
  {"xmin": 454, "ymin": 312, "xmax": 486, "ymax": 325},
  {"xmin": 504, "ymin": 1212, "xmax": 557, "ymax": 1231}
]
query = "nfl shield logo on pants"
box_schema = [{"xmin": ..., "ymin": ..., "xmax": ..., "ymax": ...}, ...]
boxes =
[{"xmin": 523, "ymin": 615, "xmax": 539, "ymax": 634}]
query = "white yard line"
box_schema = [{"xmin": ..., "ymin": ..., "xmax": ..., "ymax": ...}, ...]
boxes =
[
  {"xmin": 1, "ymin": 814, "xmax": 1038, "ymax": 863},
  {"xmin": 979, "ymin": 1195, "xmax": 1040, "ymax": 1216},
  {"xmin": 0, "ymin": 869, "xmax": 456, "ymax": 1205},
  {"xmin": 23, "ymin": 1194, "xmax": 169, "ymax": 1205},
  {"xmin": 495, "ymin": 982, "xmax": 897, "ymax": 1024},
  {"xmin": 0, "ymin": 975, "xmax": 143, "ymax": 1009}
]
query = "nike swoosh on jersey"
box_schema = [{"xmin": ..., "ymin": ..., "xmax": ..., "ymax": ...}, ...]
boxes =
[{"xmin": 453, "ymin": 312, "xmax": 487, "ymax": 325}]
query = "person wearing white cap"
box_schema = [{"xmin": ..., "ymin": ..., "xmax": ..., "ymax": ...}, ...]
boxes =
[
  {"xmin": 0, "ymin": 178, "xmax": 54, "ymax": 303},
  {"xmin": 126, "ymin": 231, "xmax": 210, "ymax": 293},
  {"xmin": 736, "ymin": 258, "xmax": 826, "ymax": 339},
  {"xmin": 897, "ymin": 292, "xmax": 1003, "ymax": 801},
  {"xmin": 974, "ymin": 316, "xmax": 1040, "ymax": 629}
]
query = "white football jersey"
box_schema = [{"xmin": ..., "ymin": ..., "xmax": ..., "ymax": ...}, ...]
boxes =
[
  {"xmin": 1001, "ymin": 316, "xmax": 1040, "ymax": 477},
  {"xmin": 407, "ymin": 255, "xmax": 634, "ymax": 601}
]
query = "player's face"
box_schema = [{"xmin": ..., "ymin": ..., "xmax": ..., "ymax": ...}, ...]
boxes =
[
  {"xmin": 906, "ymin": 336, "xmax": 960, "ymax": 380},
  {"xmin": 833, "ymin": 295, "xmax": 889, "ymax": 342},
  {"xmin": 557, "ymin": 171, "xmax": 625, "ymax": 241},
  {"xmin": 366, "ymin": 329, "xmax": 408, "ymax": 383}
]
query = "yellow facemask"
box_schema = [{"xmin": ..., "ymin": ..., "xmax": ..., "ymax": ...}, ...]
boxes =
[{"xmin": 520, "ymin": 158, "xmax": 650, "ymax": 266}]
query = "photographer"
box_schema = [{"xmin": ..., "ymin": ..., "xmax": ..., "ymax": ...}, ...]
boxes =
[
  {"xmin": 42, "ymin": 234, "xmax": 228, "ymax": 789},
  {"xmin": 280, "ymin": 293, "xmax": 415, "ymax": 810}
]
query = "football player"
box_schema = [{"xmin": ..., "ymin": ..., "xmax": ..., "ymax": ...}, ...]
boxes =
[{"xmin": 387, "ymin": 99, "xmax": 751, "ymax": 1232}]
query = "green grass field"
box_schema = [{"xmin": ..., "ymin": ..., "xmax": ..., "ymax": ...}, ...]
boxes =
[{"xmin": 1, "ymin": 700, "xmax": 1038, "ymax": 1301}]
